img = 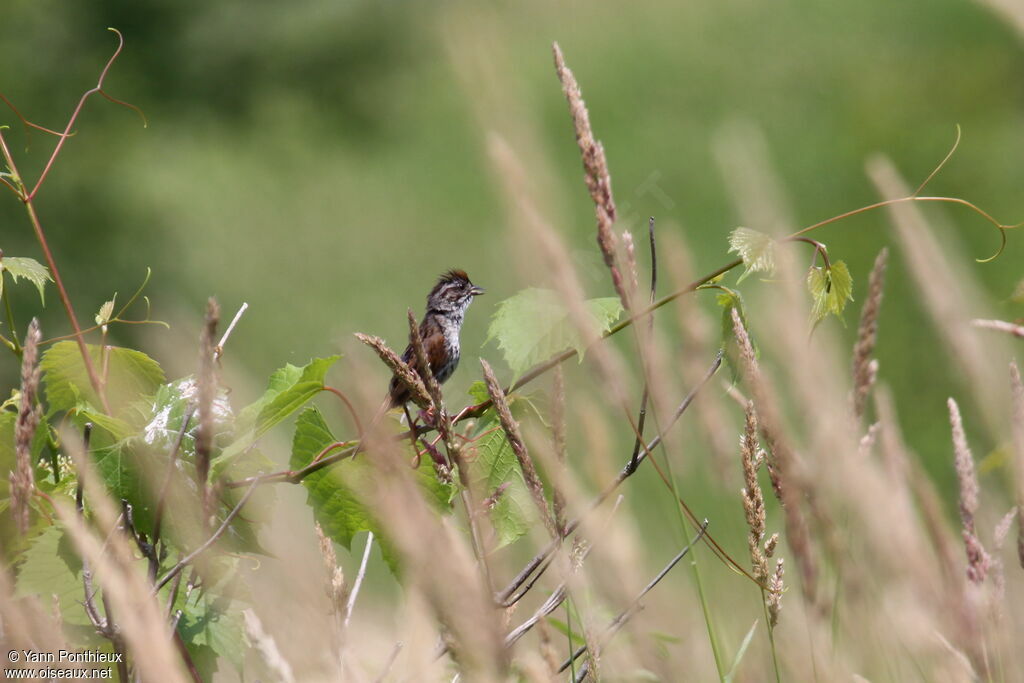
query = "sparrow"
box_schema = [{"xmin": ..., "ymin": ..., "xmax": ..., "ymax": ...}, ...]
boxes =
[{"xmin": 388, "ymin": 269, "xmax": 484, "ymax": 408}]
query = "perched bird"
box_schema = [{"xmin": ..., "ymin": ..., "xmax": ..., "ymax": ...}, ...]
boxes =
[{"xmin": 388, "ymin": 269, "xmax": 485, "ymax": 409}]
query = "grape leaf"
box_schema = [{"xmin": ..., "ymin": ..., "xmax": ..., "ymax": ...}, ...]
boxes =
[
  {"xmin": 486, "ymin": 288, "xmax": 622, "ymax": 375},
  {"xmin": 469, "ymin": 423, "xmax": 536, "ymax": 549},
  {"xmin": 213, "ymin": 356, "xmax": 338, "ymax": 475},
  {"xmin": 1, "ymin": 256, "xmax": 53, "ymax": 305},
  {"xmin": 290, "ymin": 406, "xmax": 452, "ymax": 573},
  {"xmin": 14, "ymin": 524, "xmax": 91, "ymax": 626},
  {"xmin": 727, "ymin": 228, "xmax": 776, "ymax": 283},
  {"xmin": 806, "ymin": 260, "xmax": 854, "ymax": 323},
  {"xmin": 40, "ymin": 341, "xmax": 165, "ymax": 417}
]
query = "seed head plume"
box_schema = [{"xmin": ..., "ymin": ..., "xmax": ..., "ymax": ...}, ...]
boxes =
[
  {"xmin": 11, "ymin": 319, "xmax": 42, "ymax": 535},
  {"xmin": 947, "ymin": 397, "xmax": 990, "ymax": 583},
  {"xmin": 852, "ymin": 248, "xmax": 888, "ymax": 420},
  {"xmin": 553, "ymin": 42, "xmax": 629, "ymax": 310},
  {"xmin": 1010, "ymin": 361, "xmax": 1024, "ymax": 569}
]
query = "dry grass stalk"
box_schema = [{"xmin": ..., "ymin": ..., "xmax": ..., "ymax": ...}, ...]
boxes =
[
  {"xmin": 407, "ymin": 309, "xmax": 443, "ymax": 408},
  {"xmin": 552, "ymin": 41, "xmax": 629, "ymax": 310},
  {"xmin": 59, "ymin": 433, "xmax": 189, "ymax": 682},
  {"xmin": 730, "ymin": 307, "xmax": 818, "ymax": 605},
  {"xmin": 947, "ymin": 397, "xmax": 990, "ymax": 583},
  {"xmin": 1010, "ymin": 360, "xmax": 1024, "ymax": 569},
  {"xmin": 196, "ymin": 298, "xmax": 219, "ymax": 512},
  {"xmin": 551, "ymin": 364, "xmax": 568, "ymax": 535},
  {"xmin": 740, "ymin": 401, "xmax": 768, "ymax": 582},
  {"xmin": 869, "ymin": 157, "xmax": 1008, "ymax": 437},
  {"xmin": 991, "ymin": 508, "xmax": 1016, "ymax": 613},
  {"xmin": 12, "ymin": 318, "xmax": 42, "ymax": 535},
  {"xmin": 354, "ymin": 333, "xmax": 431, "ymax": 409},
  {"xmin": 480, "ymin": 359, "xmax": 557, "ymax": 538},
  {"xmin": 971, "ymin": 318, "xmax": 1024, "ymax": 338},
  {"xmin": 315, "ymin": 522, "xmax": 348, "ymax": 618},
  {"xmin": 851, "ymin": 248, "xmax": 888, "ymax": 420},
  {"xmin": 621, "ymin": 229, "xmax": 640, "ymax": 301},
  {"xmin": 767, "ymin": 558, "xmax": 784, "ymax": 627},
  {"xmin": 243, "ymin": 608, "xmax": 297, "ymax": 683}
]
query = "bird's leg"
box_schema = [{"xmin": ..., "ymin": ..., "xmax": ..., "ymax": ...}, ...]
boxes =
[
  {"xmin": 402, "ymin": 404, "xmax": 423, "ymax": 469},
  {"xmin": 403, "ymin": 404, "xmax": 447, "ymax": 470}
]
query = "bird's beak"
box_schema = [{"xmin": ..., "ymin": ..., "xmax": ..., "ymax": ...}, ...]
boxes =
[{"xmin": 470, "ymin": 285, "xmax": 485, "ymax": 296}]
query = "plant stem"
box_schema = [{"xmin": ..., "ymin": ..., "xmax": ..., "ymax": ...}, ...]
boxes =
[
  {"xmin": 2, "ymin": 279, "xmax": 21, "ymax": 356},
  {"xmin": 0, "ymin": 130, "xmax": 108, "ymax": 412}
]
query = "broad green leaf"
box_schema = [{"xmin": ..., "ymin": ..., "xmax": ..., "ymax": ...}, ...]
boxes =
[
  {"xmin": 806, "ymin": 260, "xmax": 854, "ymax": 324},
  {"xmin": 254, "ymin": 356, "xmax": 339, "ymax": 438},
  {"xmin": 290, "ymin": 406, "xmax": 375, "ymax": 550},
  {"xmin": 41, "ymin": 341, "xmax": 165, "ymax": 417},
  {"xmin": 291, "ymin": 406, "xmax": 451, "ymax": 572},
  {"xmin": 727, "ymin": 228, "xmax": 775, "ymax": 283},
  {"xmin": 212, "ymin": 356, "xmax": 338, "ymax": 475},
  {"xmin": 1, "ymin": 256, "xmax": 52, "ymax": 305},
  {"xmin": 93, "ymin": 443, "xmax": 155, "ymax": 533},
  {"xmin": 486, "ymin": 289, "xmax": 622, "ymax": 375},
  {"xmin": 15, "ymin": 524, "xmax": 92, "ymax": 626},
  {"xmin": 468, "ymin": 422, "xmax": 535, "ymax": 549},
  {"xmin": 178, "ymin": 594, "xmax": 248, "ymax": 675}
]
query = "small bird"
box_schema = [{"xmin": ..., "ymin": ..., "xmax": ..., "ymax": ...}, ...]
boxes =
[{"xmin": 388, "ymin": 269, "xmax": 485, "ymax": 409}]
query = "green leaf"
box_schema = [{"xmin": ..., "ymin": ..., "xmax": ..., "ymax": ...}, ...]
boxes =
[
  {"xmin": 95, "ymin": 294, "xmax": 117, "ymax": 329},
  {"xmin": 467, "ymin": 380, "xmax": 490, "ymax": 405},
  {"xmin": 254, "ymin": 356, "xmax": 339, "ymax": 438},
  {"xmin": 806, "ymin": 260, "xmax": 854, "ymax": 324},
  {"xmin": 178, "ymin": 595, "xmax": 248, "ymax": 675},
  {"xmin": 212, "ymin": 357, "xmax": 337, "ymax": 475},
  {"xmin": 727, "ymin": 228, "xmax": 775, "ymax": 283},
  {"xmin": 41, "ymin": 341, "xmax": 165, "ymax": 416},
  {"xmin": 1, "ymin": 256, "xmax": 53, "ymax": 305},
  {"xmin": 486, "ymin": 289, "xmax": 622, "ymax": 375},
  {"xmin": 469, "ymin": 423, "xmax": 535, "ymax": 549},
  {"xmin": 290, "ymin": 406, "xmax": 451, "ymax": 573},
  {"xmin": 15, "ymin": 524, "xmax": 92, "ymax": 626},
  {"xmin": 290, "ymin": 406, "xmax": 375, "ymax": 550}
]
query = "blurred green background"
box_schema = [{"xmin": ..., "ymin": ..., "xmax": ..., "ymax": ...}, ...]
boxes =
[{"xmin": 2, "ymin": 0, "xmax": 1022, "ymax": 504}]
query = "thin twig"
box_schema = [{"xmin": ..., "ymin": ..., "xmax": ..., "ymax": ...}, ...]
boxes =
[
  {"xmin": 214, "ymin": 301, "xmax": 248, "ymax": 360},
  {"xmin": 971, "ymin": 318, "xmax": 1024, "ymax": 338},
  {"xmin": 153, "ymin": 481, "xmax": 259, "ymax": 592},
  {"xmin": 557, "ymin": 521, "xmax": 710, "ymax": 674},
  {"xmin": 497, "ymin": 352, "xmax": 721, "ymax": 605},
  {"xmin": 343, "ymin": 531, "xmax": 374, "ymax": 630},
  {"xmin": 626, "ymin": 216, "xmax": 658, "ymax": 475}
]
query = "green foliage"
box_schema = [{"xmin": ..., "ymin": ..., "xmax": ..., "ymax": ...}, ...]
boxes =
[
  {"xmin": 467, "ymin": 380, "xmax": 490, "ymax": 404},
  {"xmin": 468, "ymin": 421, "xmax": 536, "ymax": 549},
  {"xmin": 290, "ymin": 406, "xmax": 453, "ymax": 572},
  {"xmin": 0, "ymin": 256, "xmax": 52, "ymax": 305},
  {"xmin": 177, "ymin": 579, "xmax": 248, "ymax": 675},
  {"xmin": 40, "ymin": 341, "xmax": 165, "ymax": 416},
  {"xmin": 290, "ymin": 406, "xmax": 375, "ymax": 550},
  {"xmin": 14, "ymin": 525, "xmax": 91, "ymax": 626},
  {"xmin": 712, "ymin": 286, "xmax": 754, "ymax": 381},
  {"xmin": 806, "ymin": 260, "xmax": 854, "ymax": 324},
  {"xmin": 213, "ymin": 356, "xmax": 338, "ymax": 474},
  {"xmin": 723, "ymin": 620, "xmax": 760, "ymax": 683},
  {"xmin": 727, "ymin": 228, "xmax": 775, "ymax": 283},
  {"xmin": 486, "ymin": 288, "xmax": 623, "ymax": 375}
]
